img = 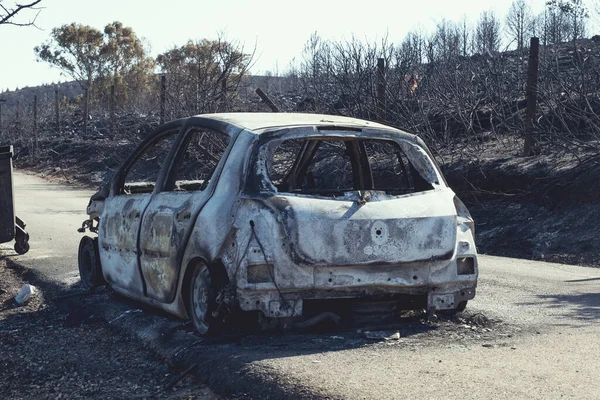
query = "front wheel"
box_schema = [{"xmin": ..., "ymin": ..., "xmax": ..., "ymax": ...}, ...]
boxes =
[{"xmin": 188, "ymin": 263, "xmax": 216, "ymax": 335}]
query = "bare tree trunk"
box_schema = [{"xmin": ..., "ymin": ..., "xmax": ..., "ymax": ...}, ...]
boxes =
[
  {"xmin": 83, "ymin": 87, "xmax": 89, "ymax": 136},
  {"xmin": 376, "ymin": 58, "xmax": 386, "ymax": 121},
  {"xmin": 160, "ymin": 75, "xmax": 166, "ymax": 124},
  {"xmin": 33, "ymin": 95, "xmax": 38, "ymax": 157},
  {"xmin": 55, "ymin": 89, "xmax": 60, "ymax": 134},
  {"xmin": 524, "ymin": 37, "xmax": 539, "ymax": 156},
  {"xmin": 110, "ymin": 84, "xmax": 115, "ymax": 136},
  {"xmin": 220, "ymin": 78, "xmax": 227, "ymax": 112},
  {"xmin": 16, "ymin": 101, "xmax": 20, "ymax": 136},
  {"xmin": 255, "ymin": 88, "xmax": 280, "ymax": 112}
]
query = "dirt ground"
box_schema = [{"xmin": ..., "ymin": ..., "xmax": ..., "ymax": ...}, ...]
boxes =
[{"xmin": 0, "ymin": 258, "xmax": 218, "ymax": 400}]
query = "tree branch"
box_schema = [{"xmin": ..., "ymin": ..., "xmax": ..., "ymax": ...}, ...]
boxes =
[{"xmin": 0, "ymin": 0, "xmax": 43, "ymax": 27}]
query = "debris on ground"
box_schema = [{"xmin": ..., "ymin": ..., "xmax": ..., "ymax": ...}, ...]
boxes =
[
  {"xmin": 362, "ymin": 330, "xmax": 401, "ymax": 341},
  {"xmin": 14, "ymin": 284, "xmax": 37, "ymax": 305}
]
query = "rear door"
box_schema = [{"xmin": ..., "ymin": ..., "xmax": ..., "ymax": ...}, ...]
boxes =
[
  {"xmin": 98, "ymin": 127, "xmax": 180, "ymax": 294},
  {"xmin": 138, "ymin": 126, "xmax": 232, "ymax": 303}
]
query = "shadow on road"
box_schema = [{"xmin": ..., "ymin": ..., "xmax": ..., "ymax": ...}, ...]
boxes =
[
  {"xmin": 533, "ymin": 292, "xmax": 600, "ymax": 322},
  {"xmin": 565, "ymin": 277, "xmax": 600, "ymax": 283}
]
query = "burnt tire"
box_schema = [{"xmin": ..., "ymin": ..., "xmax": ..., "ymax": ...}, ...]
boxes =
[
  {"xmin": 78, "ymin": 236, "xmax": 104, "ymax": 289},
  {"xmin": 438, "ymin": 300, "xmax": 468, "ymax": 317},
  {"xmin": 188, "ymin": 262, "xmax": 217, "ymax": 335}
]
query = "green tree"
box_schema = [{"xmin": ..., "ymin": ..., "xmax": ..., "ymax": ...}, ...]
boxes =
[
  {"xmin": 99, "ymin": 21, "xmax": 155, "ymax": 106},
  {"xmin": 35, "ymin": 22, "xmax": 154, "ymax": 107},
  {"xmin": 35, "ymin": 23, "xmax": 104, "ymax": 91}
]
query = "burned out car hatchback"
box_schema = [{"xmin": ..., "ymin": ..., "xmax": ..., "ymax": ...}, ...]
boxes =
[{"xmin": 78, "ymin": 113, "xmax": 478, "ymax": 334}]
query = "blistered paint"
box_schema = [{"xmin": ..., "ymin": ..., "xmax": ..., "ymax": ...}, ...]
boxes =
[{"xmin": 90, "ymin": 113, "xmax": 478, "ymax": 322}]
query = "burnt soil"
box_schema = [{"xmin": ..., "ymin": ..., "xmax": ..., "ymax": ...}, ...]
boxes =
[
  {"xmin": 0, "ymin": 258, "xmax": 218, "ymax": 400},
  {"xmin": 442, "ymin": 136, "xmax": 600, "ymax": 268}
]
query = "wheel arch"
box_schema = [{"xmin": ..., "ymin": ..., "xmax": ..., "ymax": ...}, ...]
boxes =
[{"xmin": 179, "ymin": 256, "xmax": 230, "ymax": 319}]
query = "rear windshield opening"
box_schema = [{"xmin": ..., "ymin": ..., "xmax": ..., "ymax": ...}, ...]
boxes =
[{"xmin": 267, "ymin": 138, "xmax": 435, "ymax": 196}]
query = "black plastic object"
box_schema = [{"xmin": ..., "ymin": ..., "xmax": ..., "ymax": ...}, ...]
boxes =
[{"xmin": 0, "ymin": 145, "xmax": 30, "ymax": 254}]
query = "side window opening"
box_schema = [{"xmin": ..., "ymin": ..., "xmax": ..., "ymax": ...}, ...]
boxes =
[
  {"xmin": 121, "ymin": 129, "xmax": 179, "ymax": 195},
  {"xmin": 364, "ymin": 140, "xmax": 433, "ymax": 195},
  {"xmin": 168, "ymin": 128, "xmax": 230, "ymax": 192},
  {"xmin": 267, "ymin": 137, "xmax": 434, "ymax": 196},
  {"xmin": 269, "ymin": 139, "xmax": 354, "ymax": 195}
]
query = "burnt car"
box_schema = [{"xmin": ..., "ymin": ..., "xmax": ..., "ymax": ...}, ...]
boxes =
[{"xmin": 77, "ymin": 113, "xmax": 478, "ymax": 334}]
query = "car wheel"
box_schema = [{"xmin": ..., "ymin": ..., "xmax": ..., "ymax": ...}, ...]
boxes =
[
  {"xmin": 438, "ymin": 300, "xmax": 468, "ymax": 317},
  {"xmin": 78, "ymin": 236, "xmax": 104, "ymax": 289},
  {"xmin": 188, "ymin": 262, "xmax": 215, "ymax": 335}
]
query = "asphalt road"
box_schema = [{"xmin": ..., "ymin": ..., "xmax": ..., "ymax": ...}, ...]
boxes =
[
  {"xmin": 3, "ymin": 170, "xmax": 600, "ymax": 399},
  {"xmin": 0, "ymin": 171, "xmax": 95, "ymax": 285},
  {"xmin": 243, "ymin": 256, "xmax": 600, "ymax": 399}
]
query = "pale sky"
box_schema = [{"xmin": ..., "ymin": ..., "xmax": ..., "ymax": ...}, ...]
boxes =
[{"xmin": 0, "ymin": 0, "xmax": 560, "ymax": 91}]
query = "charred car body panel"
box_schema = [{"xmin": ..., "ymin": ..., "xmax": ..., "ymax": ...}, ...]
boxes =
[{"xmin": 81, "ymin": 113, "xmax": 478, "ymax": 331}]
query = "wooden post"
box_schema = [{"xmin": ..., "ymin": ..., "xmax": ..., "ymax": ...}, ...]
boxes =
[
  {"xmin": 160, "ymin": 75, "xmax": 166, "ymax": 124},
  {"xmin": 376, "ymin": 58, "xmax": 386, "ymax": 121},
  {"xmin": 523, "ymin": 37, "xmax": 540, "ymax": 156},
  {"xmin": 33, "ymin": 95, "xmax": 38, "ymax": 156},
  {"xmin": 55, "ymin": 89, "xmax": 60, "ymax": 134},
  {"xmin": 110, "ymin": 84, "xmax": 116, "ymax": 135},
  {"xmin": 83, "ymin": 87, "xmax": 89, "ymax": 136},
  {"xmin": 255, "ymin": 88, "xmax": 280, "ymax": 112}
]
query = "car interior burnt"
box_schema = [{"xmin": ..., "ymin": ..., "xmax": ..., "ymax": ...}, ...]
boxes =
[
  {"xmin": 268, "ymin": 137, "xmax": 434, "ymax": 196},
  {"xmin": 165, "ymin": 128, "xmax": 230, "ymax": 192},
  {"xmin": 120, "ymin": 129, "xmax": 179, "ymax": 195}
]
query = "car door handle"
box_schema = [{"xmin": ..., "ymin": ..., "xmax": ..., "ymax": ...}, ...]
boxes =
[
  {"xmin": 176, "ymin": 210, "xmax": 191, "ymax": 222},
  {"xmin": 127, "ymin": 210, "xmax": 140, "ymax": 219}
]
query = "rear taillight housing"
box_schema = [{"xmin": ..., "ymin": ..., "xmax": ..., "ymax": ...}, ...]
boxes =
[{"xmin": 453, "ymin": 196, "xmax": 474, "ymax": 234}]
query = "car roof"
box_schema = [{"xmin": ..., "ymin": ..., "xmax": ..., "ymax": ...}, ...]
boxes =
[{"xmin": 192, "ymin": 112, "xmax": 406, "ymax": 134}]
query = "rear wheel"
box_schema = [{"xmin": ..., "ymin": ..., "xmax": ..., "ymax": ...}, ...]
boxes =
[
  {"xmin": 188, "ymin": 262, "xmax": 215, "ymax": 335},
  {"xmin": 438, "ymin": 300, "xmax": 468, "ymax": 317},
  {"xmin": 78, "ymin": 236, "xmax": 104, "ymax": 289}
]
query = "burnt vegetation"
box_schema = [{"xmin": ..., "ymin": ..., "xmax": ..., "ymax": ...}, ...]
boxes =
[{"xmin": 1, "ymin": 0, "xmax": 599, "ymax": 265}]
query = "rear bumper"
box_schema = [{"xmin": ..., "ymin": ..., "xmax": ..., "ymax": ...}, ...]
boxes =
[{"xmin": 236, "ymin": 257, "xmax": 478, "ymax": 318}]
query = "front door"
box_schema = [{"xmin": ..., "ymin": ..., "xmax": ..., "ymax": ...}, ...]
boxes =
[
  {"xmin": 139, "ymin": 126, "xmax": 232, "ymax": 303},
  {"xmin": 98, "ymin": 128, "xmax": 179, "ymax": 295}
]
